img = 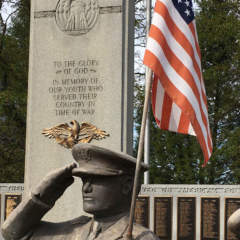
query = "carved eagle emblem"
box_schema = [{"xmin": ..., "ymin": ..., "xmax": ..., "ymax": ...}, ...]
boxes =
[{"xmin": 42, "ymin": 120, "xmax": 109, "ymax": 149}]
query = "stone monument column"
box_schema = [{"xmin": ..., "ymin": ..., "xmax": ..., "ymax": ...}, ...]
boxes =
[{"xmin": 25, "ymin": 0, "xmax": 134, "ymax": 221}]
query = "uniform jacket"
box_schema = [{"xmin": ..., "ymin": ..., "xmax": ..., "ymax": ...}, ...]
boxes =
[{"xmin": 1, "ymin": 196, "xmax": 159, "ymax": 240}]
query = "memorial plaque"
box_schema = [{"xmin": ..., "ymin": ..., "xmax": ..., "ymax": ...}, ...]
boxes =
[
  {"xmin": 201, "ymin": 198, "xmax": 219, "ymax": 240},
  {"xmin": 154, "ymin": 197, "xmax": 172, "ymax": 240},
  {"xmin": 134, "ymin": 197, "xmax": 149, "ymax": 228},
  {"xmin": 4, "ymin": 194, "xmax": 22, "ymax": 220},
  {"xmin": 225, "ymin": 198, "xmax": 240, "ymax": 240},
  {"xmin": 177, "ymin": 197, "xmax": 196, "ymax": 240},
  {"xmin": 25, "ymin": 0, "xmax": 134, "ymax": 221}
]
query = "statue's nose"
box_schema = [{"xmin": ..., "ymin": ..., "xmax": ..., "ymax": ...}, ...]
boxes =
[{"xmin": 83, "ymin": 181, "xmax": 93, "ymax": 193}]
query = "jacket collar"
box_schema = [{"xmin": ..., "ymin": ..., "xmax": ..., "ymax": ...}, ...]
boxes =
[
  {"xmin": 75, "ymin": 214, "xmax": 129, "ymax": 240},
  {"xmin": 96, "ymin": 215, "xmax": 129, "ymax": 240},
  {"xmin": 76, "ymin": 218, "xmax": 93, "ymax": 240}
]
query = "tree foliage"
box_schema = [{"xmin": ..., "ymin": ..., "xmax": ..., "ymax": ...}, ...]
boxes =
[
  {"xmin": 134, "ymin": 0, "xmax": 240, "ymax": 184},
  {"xmin": 196, "ymin": 0, "xmax": 240, "ymax": 183},
  {"xmin": 0, "ymin": 0, "xmax": 30, "ymax": 182}
]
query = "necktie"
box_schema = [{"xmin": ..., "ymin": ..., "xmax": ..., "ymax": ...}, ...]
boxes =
[{"xmin": 87, "ymin": 221, "xmax": 101, "ymax": 240}]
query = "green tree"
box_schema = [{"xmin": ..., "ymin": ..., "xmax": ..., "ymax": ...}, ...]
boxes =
[
  {"xmin": 134, "ymin": 0, "xmax": 240, "ymax": 184},
  {"xmin": 0, "ymin": 0, "xmax": 30, "ymax": 182},
  {"xmin": 196, "ymin": 0, "xmax": 240, "ymax": 183}
]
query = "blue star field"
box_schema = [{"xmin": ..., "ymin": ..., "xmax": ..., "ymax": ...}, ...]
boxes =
[{"xmin": 172, "ymin": 0, "xmax": 195, "ymax": 24}]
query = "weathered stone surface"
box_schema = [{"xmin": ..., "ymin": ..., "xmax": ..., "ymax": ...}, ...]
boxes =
[{"xmin": 25, "ymin": 0, "xmax": 134, "ymax": 221}]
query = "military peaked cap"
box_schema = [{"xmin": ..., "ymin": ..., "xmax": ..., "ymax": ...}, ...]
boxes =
[{"xmin": 71, "ymin": 143, "xmax": 149, "ymax": 176}]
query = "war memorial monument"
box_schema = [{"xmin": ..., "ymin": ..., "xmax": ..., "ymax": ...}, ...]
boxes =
[
  {"xmin": 24, "ymin": 0, "xmax": 135, "ymax": 222},
  {"xmin": 1, "ymin": 0, "xmax": 240, "ymax": 239},
  {"xmin": 1, "ymin": 0, "xmax": 159, "ymax": 239}
]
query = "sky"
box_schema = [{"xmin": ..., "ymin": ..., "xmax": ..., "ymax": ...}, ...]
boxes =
[{"xmin": 1, "ymin": 2, "xmax": 15, "ymax": 22}]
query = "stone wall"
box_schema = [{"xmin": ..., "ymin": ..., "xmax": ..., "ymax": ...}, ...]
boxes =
[
  {"xmin": 136, "ymin": 184, "xmax": 240, "ymax": 240},
  {"xmin": 1, "ymin": 184, "xmax": 240, "ymax": 240},
  {"xmin": 0, "ymin": 184, "xmax": 24, "ymax": 240}
]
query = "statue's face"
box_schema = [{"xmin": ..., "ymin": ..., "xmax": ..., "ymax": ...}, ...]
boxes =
[{"xmin": 81, "ymin": 175, "xmax": 128, "ymax": 217}]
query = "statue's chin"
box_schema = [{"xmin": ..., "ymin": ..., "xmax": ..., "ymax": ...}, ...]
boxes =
[
  {"xmin": 83, "ymin": 201, "xmax": 99, "ymax": 214},
  {"xmin": 83, "ymin": 203, "xmax": 114, "ymax": 217}
]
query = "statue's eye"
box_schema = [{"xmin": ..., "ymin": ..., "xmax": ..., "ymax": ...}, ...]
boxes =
[{"xmin": 82, "ymin": 176, "xmax": 92, "ymax": 183}]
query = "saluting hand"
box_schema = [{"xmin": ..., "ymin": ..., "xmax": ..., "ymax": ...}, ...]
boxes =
[{"xmin": 32, "ymin": 163, "xmax": 77, "ymax": 206}]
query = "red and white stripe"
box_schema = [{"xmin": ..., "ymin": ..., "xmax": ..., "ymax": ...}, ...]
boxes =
[{"xmin": 143, "ymin": 0, "xmax": 213, "ymax": 165}]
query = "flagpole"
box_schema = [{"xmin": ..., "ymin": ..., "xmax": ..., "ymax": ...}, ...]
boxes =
[
  {"xmin": 126, "ymin": 68, "xmax": 153, "ymax": 240},
  {"xmin": 144, "ymin": 0, "xmax": 152, "ymax": 185}
]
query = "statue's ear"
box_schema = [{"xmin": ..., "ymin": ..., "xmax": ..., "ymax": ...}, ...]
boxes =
[{"xmin": 121, "ymin": 176, "xmax": 133, "ymax": 196}]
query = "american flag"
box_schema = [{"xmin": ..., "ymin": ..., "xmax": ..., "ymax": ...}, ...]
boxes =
[{"xmin": 143, "ymin": 0, "xmax": 213, "ymax": 165}]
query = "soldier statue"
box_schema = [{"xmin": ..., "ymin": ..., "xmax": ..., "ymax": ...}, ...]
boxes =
[{"xmin": 1, "ymin": 143, "xmax": 159, "ymax": 240}]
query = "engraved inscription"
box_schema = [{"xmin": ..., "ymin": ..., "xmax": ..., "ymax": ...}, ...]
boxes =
[
  {"xmin": 201, "ymin": 198, "xmax": 219, "ymax": 240},
  {"xmin": 134, "ymin": 197, "xmax": 149, "ymax": 228},
  {"xmin": 225, "ymin": 198, "xmax": 240, "ymax": 240},
  {"xmin": 4, "ymin": 194, "xmax": 22, "ymax": 220},
  {"xmin": 177, "ymin": 197, "xmax": 196, "ymax": 240},
  {"xmin": 154, "ymin": 197, "xmax": 172, "ymax": 240},
  {"xmin": 56, "ymin": 0, "xmax": 99, "ymax": 35},
  {"xmin": 141, "ymin": 185, "xmax": 240, "ymax": 195},
  {"xmin": 49, "ymin": 59, "xmax": 103, "ymax": 117},
  {"xmin": 0, "ymin": 184, "xmax": 24, "ymax": 192}
]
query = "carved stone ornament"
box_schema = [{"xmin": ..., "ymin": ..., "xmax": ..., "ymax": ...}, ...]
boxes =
[
  {"xmin": 42, "ymin": 120, "xmax": 109, "ymax": 149},
  {"xmin": 55, "ymin": 0, "xmax": 99, "ymax": 36}
]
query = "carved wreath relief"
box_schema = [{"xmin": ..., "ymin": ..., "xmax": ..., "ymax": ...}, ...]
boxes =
[{"xmin": 56, "ymin": 0, "xmax": 99, "ymax": 35}]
